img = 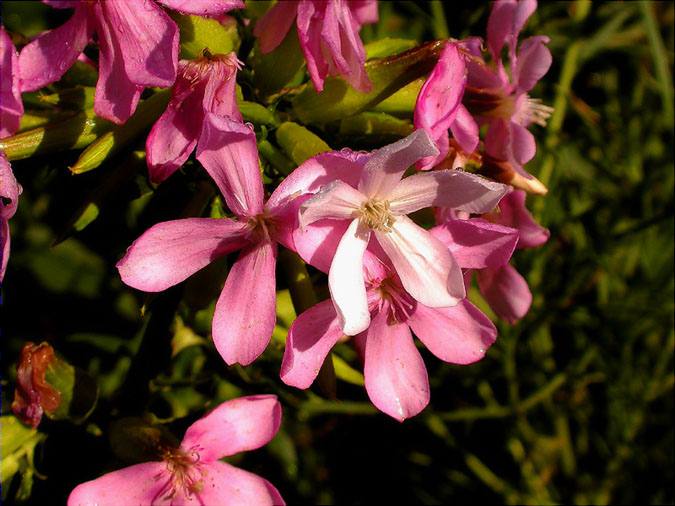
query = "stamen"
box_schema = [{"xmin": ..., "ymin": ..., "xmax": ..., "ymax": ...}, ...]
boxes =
[
  {"xmin": 360, "ymin": 200, "xmax": 395, "ymax": 232},
  {"xmin": 152, "ymin": 446, "xmax": 206, "ymax": 504},
  {"xmin": 527, "ymin": 97, "xmax": 554, "ymax": 127}
]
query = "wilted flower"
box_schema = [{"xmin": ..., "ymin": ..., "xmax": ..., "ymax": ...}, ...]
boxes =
[
  {"xmin": 253, "ymin": 0, "xmax": 377, "ymax": 92},
  {"xmin": 68, "ymin": 395, "xmax": 284, "ymax": 506},
  {"xmin": 19, "ymin": 0, "xmax": 243, "ymax": 124}
]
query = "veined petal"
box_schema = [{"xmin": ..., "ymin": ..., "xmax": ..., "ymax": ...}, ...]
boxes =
[
  {"xmin": 408, "ymin": 300, "xmax": 497, "ymax": 365},
  {"xmin": 389, "ymin": 170, "xmax": 509, "ymax": 215},
  {"xmin": 196, "ymin": 461, "xmax": 285, "ymax": 506},
  {"xmin": 358, "ymin": 129, "xmax": 439, "ymax": 199},
  {"xmin": 281, "ymin": 299, "xmax": 345, "ymax": 389},
  {"xmin": 98, "ymin": 0, "xmax": 178, "ymax": 88},
  {"xmin": 156, "ymin": 0, "xmax": 245, "ymax": 16},
  {"xmin": 293, "ymin": 218, "xmax": 350, "ymax": 273},
  {"xmin": 477, "ymin": 264, "xmax": 532, "ymax": 323},
  {"xmin": 430, "ymin": 218, "xmax": 518, "ymax": 269},
  {"xmin": 364, "ymin": 307, "xmax": 429, "ymax": 421},
  {"xmin": 212, "ymin": 241, "xmax": 277, "ymax": 366},
  {"xmin": 375, "ymin": 215, "xmax": 464, "ymax": 307},
  {"xmin": 0, "ymin": 28, "xmax": 23, "ymax": 137},
  {"xmin": 253, "ymin": 0, "xmax": 299, "ymax": 54},
  {"xmin": 116, "ymin": 218, "xmax": 249, "ymax": 292},
  {"xmin": 67, "ymin": 462, "xmax": 166, "ymax": 506},
  {"xmin": 18, "ymin": 5, "xmax": 93, "ymax": 92},
  {"xmin": 181, "ymin": 395, "xmax": 281, "ymax": 460},
  {"xmin": 197, "ymin": 115, "xmax": 264, "ymax": 217},
  {"xmin": 296, "ymin": 0, "xmax": 329, "ymax": 91},
  {"xmin": 202, "ymin": 56, "xmax": 242, "ymax": 120},
  {"xmin": 299, "ymin": 180, "xmax": 366, "ymax": 228},
  {"xmin": 329, "ymin": 218, "xmax": 371, "ymax": 336}
]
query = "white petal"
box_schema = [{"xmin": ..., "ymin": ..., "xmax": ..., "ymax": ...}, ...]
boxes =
[{"xmin": 299, "ymin": 180, "xmax": 366, "ymax": 228}]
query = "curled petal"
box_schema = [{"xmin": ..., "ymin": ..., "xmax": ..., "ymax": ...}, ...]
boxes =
[
  {"xmin": 477, "ymin": 264, "xmax": 532, "ymax": 323},
  {"xmin": 196, "ymin": 461, "xmax": 285, "ymax": 506},
  {"xmin": 156, "ymin": 0, "xmax": 245, "ymax": 16},
  {"xmin": 281, "ymin": 299, "xmax": 344, "ymax": 389},
  {"xmin": 375, "ymin": 215, "xmax": 464, "ymax": 308},
  {"xmin": 212, "ymin": 241, "xmax": 277, "ymax": 366},
  {"xmin": 181, "ymin": 395, "xmax": 281, "ymax": 460},
  {"xmin": 299, "ymin": 180, "xmax": 366, "ymax": 228},
  {"xmin": 408, "ymin": 300, "xmax": 497, "ymax": 365},
  {"xmin": 329, "ymin": 219, "xmax": 371, "ymax": 336},
  {"xmin": 116, "ymin": 218, "xmax": 249, "ymax": 292},
  {"xmin": 364, "ymin": 307, "xmax": 429, "ymax": 421}
]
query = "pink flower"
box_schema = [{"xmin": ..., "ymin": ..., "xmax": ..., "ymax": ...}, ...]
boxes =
[
  {"xmin": 0, "ymin": 26, "xmax": 23, "ymax": 137},
  {"xmin": 463, "ymin": 0, "xmax": 552, "ymax": 178},
  {"xmin": 0, "ymin": 154, "xmax": 20, "ymax": 282},
  {"xmin": 289, "ymin": 130, "xmax": 509, "ymax": 336},
  {"xmin": 253, "ymin": 0, "xmax": 377, "ymax": 92},
  {"xmin": 118, "ymin": 115, "xmax": 298, "ymax": 366},
  {"xmin": 146, "ymin": 52, "xmax": 243, "ymax": 184},
  {"xmin": 414, "ymin": 42, "xmax": 479, "ymax": 170},
  {"xmin": 282, "ymin": 250, "xmax": 504, "ymax": 421},
  {"xmin": 18, "ymin": 0, "xmax": 244, "ymax": 124},
  {"xmin": 68, "ymin": 395, "xmax": 285, "ymax": 506}
]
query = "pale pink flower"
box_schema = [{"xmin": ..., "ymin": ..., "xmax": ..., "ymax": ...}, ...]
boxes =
[
  {"xmin": 118, "ymin": 115, "xmax": 298, "ymax": 366},
  {"xmin": 0, "ymin": 26, "xmax": 23, "ymax": 137},
  {"xmin": 253, "ymin": 0, "xmax": 377, "ymax": 92},
  {"xmin": 146, "ymin": 52, "xmax": 242, "ymax": 184},
  {"xmin": 278, "ymin": 130, "xmax": 509, "ymax": 336},
  {"xmin": 463, "ymin": 0, "xmax": 553, "ymax": 177},
  {"xmin": 281, "ymin": 248, "xmax": 505, "ymax": 421},
  {"xmin": 68, "ymin": 395, "xmax": 285, "ymax": 506},
  {"xmin": 414, "ymin": 42, "xmax": 479, "ymax": 170},
  {"xmin": 18, "ymin": 0, "xmax": 244, "ymax": 124}
]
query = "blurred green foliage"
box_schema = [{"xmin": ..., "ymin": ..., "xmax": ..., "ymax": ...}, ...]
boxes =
[{"xmin": 1, "ymin": 1, "xmax": 673, "ymax": 505}]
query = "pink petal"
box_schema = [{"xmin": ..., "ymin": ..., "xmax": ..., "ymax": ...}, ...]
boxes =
[
  {"xmin": 408, "ymin": 300, "xmax": 497, "ymax": 364},
  {"xmin": 196, "ymin": 461, "xmax": 285, "ymax": 506},
  {"xmin": 375, "ymin": 215, "xmax": 464, "ymax": 308},
  {"xmin": 449, "ymin": 104, "xmax": 479, "ymax": 154},
  {"xmin": 389, "ymin": 170, "xmax": 509, "ymax": 215},
  {"xmin": 1, "ymin": 220, "xmax": 10, "ymax": 282},
  {"xmin": 299, "ymin": 180, "xmax": 365, "ymax": 228},
  {"xmin": 358, "ymin": 129, "xmax": 439, "ymax": 200},
  {"xmin": 492, "ymin": 190, "xmax": 549, "ymax": 249},
  {"xmin": 512, "ymin": 0, "xmax": 539, "ymax": 45},
  {"xmin": 202, "ymin": 56, "xmax": 242, "ymax": 120},
  {"xmin": 0, "ymin": 154, "xmax": 19, "ymax": 222},
  {"xmin": 181, "ymin": 395, "xmax": 281, "ymax": 460},
  {"xmin": 18, "ymin": 5, "xmax": 93, "ymax": 92},
  {"xmin": 116, "ymin": 218, "xmax": 249, "ymax": 292},
  {"xmin": 253, "ymin": 1, "xmax": 299, "ymax": 54},
  {"xmin": 0, "ymin": 27, "xmax": 23, "ymax": 137},
  {"xmin": 510, "ymin": 121, "xmax": 536, "ymax": 166},
  {"xmin": 281, "ymin": 299, "xmax": 344, "ymax": 388},
  {"xmin": 514, "ymin": 35, "xmax": 552, "ymax": 93},
  {"xmin": 67, "ymin": 462, "xmax": 166, "ymax": 506},
  {"xmin": 415, "ymin": 131, "xmax": 449, "ymax": 171},
  {"xmin": 329, "ymin": 219, "xmax": 371, "ymax": 335},
  {"xmin": 348, "ymin": 0, "xmax": 379, "ymax": 26},
  {"xmin": 197, "ymin": 115, "xmax": 264, "ymax": 217},
  {"xmin": 293, "ymin": 218, "xmax": 350, "ymax": 273},
  {"xmin": 430, "ymin": 218, "xmax": 518, "ymax": 269},
  {"xmin": 477, "ymin": 264, "xmax": 532, "ymax": 323},
  {"xmin": 212, "ymin": 241, "xmax": 277, "ymax": 366},
  {"xmin": 486, "ymin": 0, "xmax": 517, "ymax": 60},
  {"xmin": 296, "ymin": 1, "xmax": 329, "ymax": 91},
  {"xmin": 364, "ymin": 306, "xmax": 429, "ymax": 421},
  {"xmin": 156, "ymin": 0, "xmax": 244, "ymax": 16},
  {"xmin": 98, "ymin": 1, "xmax": 178, "ymax": 88}
]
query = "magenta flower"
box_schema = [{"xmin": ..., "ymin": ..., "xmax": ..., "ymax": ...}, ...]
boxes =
[
  {"xmin": 68, "ymin": 395, "xmax": 285, "ymax": 505},
  {"xmin": 253, "ymin": 0, "xmax": 377, "ymax": 92},
  {"xmin": 18, "ymin": 0, "xmax": 244, "ymax": 124},
  {"xmin": 146, "ymin": 52, "xmax": 242, "ymax": 184},
  {"xmin": 0, "ymin": 26, "xmax": 23, "ymax": 137},
  {"xmin": 0, "ymin": 154, "xmax": 20, "ymax": 283},
  {"xmin": 463, "ymin": 0, "xmax": 552, "ymax": 178},
  {"xmin": 118, "ymin": 115, "xmax": 298, "ymax": 366},
  {"xmin": 290, "ymin": 130, "xmax": 509, "ymax": 336},
  {"xmin": 281, "ymin": 251, "xmax": 503, "ymax": 421},
  {"xmin": 414, "ymin": 42, "xmax": 479, "ymax": 170}
]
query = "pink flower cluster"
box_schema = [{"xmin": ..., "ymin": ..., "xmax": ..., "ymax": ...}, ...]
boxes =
[{"xmin": 1, "ymin": 0, "xmax": 554, "ymax": 503}]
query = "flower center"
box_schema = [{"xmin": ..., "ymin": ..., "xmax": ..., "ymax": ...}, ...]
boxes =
[
  {"xmin": 375, "ymin": 277, "xmax": 416, "ymax": 324},
  {"xmin": 152, "ymin": 446, "xmax": 205, "ymax": 504},
  {"xmin": 247, "ymin": 212, "xmax": 276, "ymax": 242},
  {"xmin": 360, "ymin": 199, "xmax": 395, "ymax": 232}
]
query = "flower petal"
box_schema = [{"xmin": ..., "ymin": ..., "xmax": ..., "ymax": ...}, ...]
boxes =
[
  {"xmin": 389, "ymin": 170, "xmax": 509, "ymax": 216},
  {"xmin": 197, "ymin": 115, "xmax": 264, "ymax": 217},
  {"xmin": 510, "ymin": 121, "xmax": 537, "ymax": 166},
  {"xmin": 358, "ymin": 129, "xmax": 438, "ymax": 199},
  {"xmin": 156, "ymin": 0, "xmax": 244, "ymax": 16},
  {"xmin": 1, "ymin": 220, "xmax": 10, "ymax": 283},
  {"xmin": 329, "ymin": 218, "xmax": 371, "ymax": 336},
  {"xmin": 116, "ymin": 218, "xmax": 249, "ymax": 292},
  {"xmin": 449, "ymin": 104, "xmax": 479, "ymax": 154},
  {"xmin": 375, "ymin": 215, "xmax": 464, "ymax": 307},
  {"xmin": 67, "ymin": 462, "xmax": 166, "ymax": 506},
  {"xmin": 0, "ymin": 154, "xmax": 19, "ymax": 221},
  {"xmin": 0, "ymin": 28, "xmax": 23, "ymax": 137},
  {"xmin": 490, "ymin": 190, "xmax": 549, "ymax": 249},
  {"xmin": 430, "ymin": 218, "xmax": 518, "ymax": 269},
  {"xmin": 253, "ymin": 0, "xmax": 299, "ymax": 54},
  {"xmin": 408, "ymin": 300, "xmax": 497, "ymax": 364},
  {"xmin": 202, "ymin": 56, "xmax": 242, "ymax": 120},
  {"xmin": 212, "ymin": 241, "xmax": 277, "ymax": 366},
  {"xmin": 486, "ymin": 0, "xmax": 517, "ymax": 60},
  {"xmin": 299, "ymin": 180, "xmax": 365, "ymax": 228},
  {"xmin": 293, "ymin": 218, "xmax": 350, "ymax": 273},
  {"xmin": 98, "ymin": 0, "xmax": 178, "ymax": 88},
  {"xmin": 477, "ymin": 264, "xmax": 532, "ymax": 323},
  {"xmin": 514, "ymin": 35, "xmax": 552, "ymax": 93},
  {"xmin": 281, "ymin": 299, "xmax": 345, "ymax": 389},
  {"xmin": 364, "ymin": 307, "xmax": 429, "ymax": 421},
  {"xmin": 18, "ymin": 5, "xmax": 93, "ymax": 92},
  {"xmin": 348, "ymin": 0, "xmax": 379, "ymax": 26},
  {"xmin": 181, "ymin": 395, "xmax": 281, "ymax": 460},
  {"xmin": 196, "ymin": 461, "xmax": 285, "ymax": 506}
]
